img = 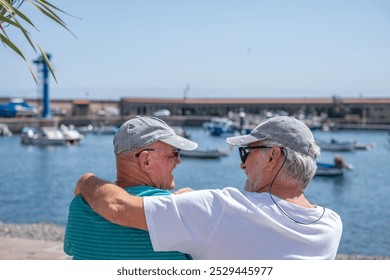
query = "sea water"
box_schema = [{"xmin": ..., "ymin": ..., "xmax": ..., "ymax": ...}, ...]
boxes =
[{"xmin": 0, "ymin": 127, "xmax": 389, "ymax": 256}]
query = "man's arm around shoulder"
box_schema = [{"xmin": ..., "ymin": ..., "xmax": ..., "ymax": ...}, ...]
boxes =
[{"xmin": 75, "ymin": 173, "xmax": 147, "ymax": 231}]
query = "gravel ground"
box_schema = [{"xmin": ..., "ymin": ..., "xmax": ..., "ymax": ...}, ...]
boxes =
[
  {"xmin": 0, "ymin": 221, "xmax": 65, "ymax": 242},
  {"xmin": 1, "ymin": 221, "xmax": 389, "ymax": 260}
]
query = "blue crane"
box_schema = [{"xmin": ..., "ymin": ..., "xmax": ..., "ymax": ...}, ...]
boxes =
[{"xmin": 33, "ymin": 54, "xmax": 52, "ymax": 118}]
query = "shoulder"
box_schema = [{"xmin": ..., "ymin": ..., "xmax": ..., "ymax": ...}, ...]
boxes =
[
  {"xmin": 69, "ymin": 195, "xmax": 89, "ymax": 209},
  {"xmin": 67, "ymin": 195, "xmax": 105, "ymax": 219},
  {"xmin": 145, "ymin": 187, "xmax": 247, "ymax": 210},
  {"xmin": 124, "ymin": 186, "xmax": 172, "ymax": 197},
  {"xmin": 324, "ymin": 207, "xmax": 343, "ymax": 226},
  {"xmin": 176, "ymin": 187, "xmax": 243, "ymax": 200}
]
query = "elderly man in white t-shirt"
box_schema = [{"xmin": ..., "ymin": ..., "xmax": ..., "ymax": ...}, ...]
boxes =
[{"xmin": 75, "ymin": 116, "xmax": 342, "ymax": 259}]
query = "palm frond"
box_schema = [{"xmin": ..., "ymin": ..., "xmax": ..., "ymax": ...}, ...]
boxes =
[
  {"xmin": 0, "ymin": 32, "xmax": 38, "ymax": 83},
  {"xmin": 0, "ymin": 0, "xmax": 76, "ymax": 82}
]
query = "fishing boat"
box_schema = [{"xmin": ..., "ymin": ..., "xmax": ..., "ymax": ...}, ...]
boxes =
[
  {"xmin": 0, "ymin": 98, "xmax": 38, "ymax": 117},
  {"xmin": 353, "ymin": 142, "xmax": 374, "ymax": 150},
  {"xmin": 315, "ymin": 157, "xmax": 353, "ymax": 177},
  {"xmin": 203, "ymin": 117, "xmax": 236, "ymax": 136},
  {"xmin": 93, "ymin": 125, "xmax": 118, "ymax": 135},
  {"xmin": 316, "ymin": 138, "xmax": 355, "ymax": 152},
  {"xmin": 21, "ymin": 127, "xmax": 67, "ymax": 146},
  {"xmin": 180, "ymin": 148, "xmax": 229, "ymax": 159},
  {"xmin": 76, "ymin": 124, "xmax": 117, "ymax": 135},
  {"xmin": 315, "ymin": 162, "xmax": 344, "ymax": 176}
]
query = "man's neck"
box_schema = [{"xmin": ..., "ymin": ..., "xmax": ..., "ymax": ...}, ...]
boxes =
[{"xmin": 263, "ymin": 182, "xmax": 315, "ymax": 209}]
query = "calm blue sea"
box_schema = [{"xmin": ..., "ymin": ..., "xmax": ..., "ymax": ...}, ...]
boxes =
[{"xmin": 1, "ymin": 127, "xmax": 389, "ymax": 257}]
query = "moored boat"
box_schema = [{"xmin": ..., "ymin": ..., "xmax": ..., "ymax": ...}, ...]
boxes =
[
  {"xmin": 316, "ymin": 138, "xmax": 355, "ymax": 152},
  {"xmin": 21, "ymin": 127, "xmax": 67, "ymax": 146},
  {"xmin": 93, "ymin": 125, "xmax": 118, "ymax": 135},
  {"xmin": 76, "ymin": 125, "xmax": 118, "ymax": 135},
  {"xmin": 180, "ymin": 148, "xmax": 229, "ymax": 159},
  {"xmin": 204, "ymin": 117, "xmax": 236, "ymax": 136},
  {"xmin": 0, "ymin": 123, "xmax": 12, "ymax": 136},
  {"xmin": 353, "ymin": 142, "xmax": 374, "ymax": 150},
  {"xmin": 315, "ymin": 156, "xmax": 353, "ymax": 177},
  {"xmin": 60, "ymin": 125, "xmax": 84, "ymax": 144},
  {"xmin": 315, "ymin": 162, "xmax": 344, "ymax": 176}
]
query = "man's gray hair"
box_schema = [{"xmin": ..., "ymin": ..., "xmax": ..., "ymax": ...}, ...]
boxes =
[{"xmin": 261, "ymin": 139, "xmax": 320, "ymax": 191}]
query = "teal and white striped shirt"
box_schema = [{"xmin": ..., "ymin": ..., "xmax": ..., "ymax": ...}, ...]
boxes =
[{"xmin": 64, "ymin": 185, "xmax": 191, "ymax": 260}]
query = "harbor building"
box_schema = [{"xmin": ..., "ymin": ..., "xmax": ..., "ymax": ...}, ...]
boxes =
[
  {"xmin": 2, "ymin": 96, "xmax": 390, "ymax": 131},
  {"xmin": 118, "ymin": 97, "xmax": 390, "ymax": 126}
]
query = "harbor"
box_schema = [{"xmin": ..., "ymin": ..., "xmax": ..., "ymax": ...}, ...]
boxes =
[
  {"xmin": 2, "ymin": 95, "xmax": 390, "ymax": 135},
  {"xmin": 1, "ymin": 88, "xmax": 390, "ymax": 259},
  {"xmin": 2, "ymin": 2, "xmax": 390, "ymax": 275},
  {"xmin": 1, "ymin": 126, "xmax": 390, "ymax": 258}
]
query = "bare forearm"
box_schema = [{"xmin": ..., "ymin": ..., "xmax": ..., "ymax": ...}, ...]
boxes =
[{"xmin": 75, "ymin": 173, "xmax": 148, "ymax": 230}]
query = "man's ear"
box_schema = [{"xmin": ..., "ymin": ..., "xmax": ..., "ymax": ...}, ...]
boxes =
[
  {"xmin": 138, "ymin": 152, "xmax": 150, "ymax": 170},
  {"xmin": 269, "ymin": 147, "xmax": 283, "ymax": 163}
]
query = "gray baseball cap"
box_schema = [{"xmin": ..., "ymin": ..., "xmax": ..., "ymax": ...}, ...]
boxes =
[
  {"xmin": 226, "ymin": 116, "xmax": 316, "ymax": 158},
  {"xmin": 114, "ymin": 116, "xmax": 198, "ymax": 155}
]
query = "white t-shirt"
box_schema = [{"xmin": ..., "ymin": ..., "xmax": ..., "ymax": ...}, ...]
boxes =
[{"xmin": 144, "ymin": 187, "xmax": 342, "ymax": 260}]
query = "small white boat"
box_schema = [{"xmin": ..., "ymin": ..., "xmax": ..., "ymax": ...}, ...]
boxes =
[
  {"xmin": 153, "ymin": 109, "xmax": 171, "ymax": 117},
  {"xmin": 180, "ymin": 148, "xmax": 229, "ymax": 159},
  {"xmin": 60, "ymin": 125, "xmax": 84, "ymax": 144},
  {"xmin": 317, "ymin": 139, "xmax": 355, "ymax": 152},
  {"xmin": 0, "ymin": 123, "xmax": 12, "ymax": 136},
  {"xmin": 204, "ymin": 117, "xmax": 236, "ymax": 136},
  {"xmin": 93, "ymin": 125, "xmax": 118, "ymax": 135},
  {"xmin": 76, "ymin": 125, "xmax": 118, "ymax": 135},
  {"xmin": 76, "ymin": 124, "xmax": 94, "ymax": 135},
  {"xmin": 21, "ymin": 127, "xmax": 66, "ymax": 146},
  {"xmin": 353, "ymin": 142, "xmax": 374, "ymax": 150}
]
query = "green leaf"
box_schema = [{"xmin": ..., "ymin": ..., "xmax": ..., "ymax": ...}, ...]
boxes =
[
  {"xmin": 1, "ymin": 0, "xmax": 77, "ymax": 83},
  {"xmin": 26, "ymin": 0, "xmax": 64, "ymax": 25},
  {"xmin": 0, "ymin": 32, "xmax": 26, "ymax": 60},
  {"xmin": 0, "ymin": 20, "xmax": 7, "ymax": 36},
  {"xmin": 26, "ymin": 0, "xmax": 77, "ymax": 37},
  {"xmin": 0, "ymin": 32, "xmax": 38, "ymax": 82},
  {"xmin": 0, "ymin": 13, "xmax": 31, "ymax": 35},
  {"xmin": 5, "ymin": 13, "xmax": 38, "ymax": 52},
  {"xmin": 36, "ymin": 43, "xmax": 58, "ymax": 83},
  {"xmin": 35, "ymin": 0, "xmax": 73, "ymax": 16},
  {"xmin": 1, "ymin": 0, "xmax": 37, "ymax": 28}
]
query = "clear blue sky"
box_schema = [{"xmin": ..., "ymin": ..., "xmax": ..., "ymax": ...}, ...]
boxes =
[{"xmin": 1, "ymin": 0, "xmax": 390, "ymax": 100}]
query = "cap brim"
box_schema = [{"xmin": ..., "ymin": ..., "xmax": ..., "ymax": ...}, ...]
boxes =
[
  {"xmin": 226, "ymin": 134, "xmax": 264, "ymax": 146},
  {"xmin": 160, "ymin": 135, "xmax": 198, "ymax": 151}
]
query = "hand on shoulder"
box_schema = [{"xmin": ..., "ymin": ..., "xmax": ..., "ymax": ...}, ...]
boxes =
[{"xmin": 74, "ymin": 172, "xmax": 96, "ymax": 195}]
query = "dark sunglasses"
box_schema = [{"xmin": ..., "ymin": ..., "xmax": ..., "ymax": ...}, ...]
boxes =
[{"xmin": 238, "ymin": 146, "xmax": 272, "ymax": 163}]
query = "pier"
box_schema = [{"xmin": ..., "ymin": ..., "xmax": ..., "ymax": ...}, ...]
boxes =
[{"xmin": 2, "ymin": 96, "xmax": 390, "ymax": 133}]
